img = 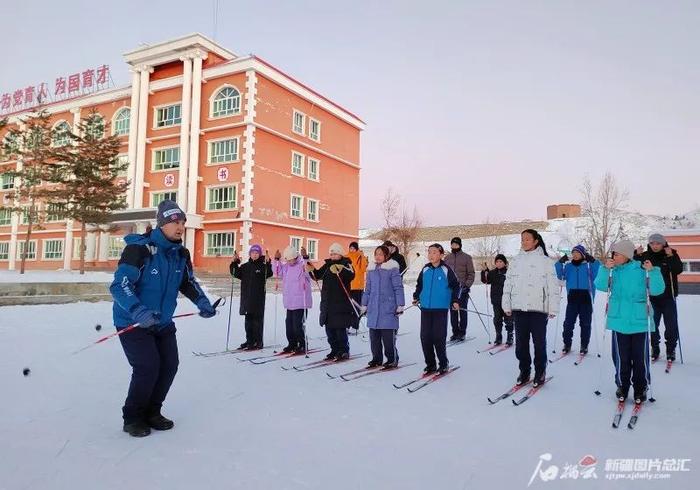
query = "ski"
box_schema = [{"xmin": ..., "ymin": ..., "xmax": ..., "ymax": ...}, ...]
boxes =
[
  {"xmin": 612, "ymin": 400, "xmax": 626, "ymax": 428},
  {"xmin": 574, "ymin": 353, "xmax": 587, "ymax": 366},
  {"xmin": 193, "ymin": 343, "xmax": 284, "ymax": 357},
  {"xmin": 293, "ymin": 353, "xmax": 369, "ymax": 372},
  {"xmin": 341, "ymin": 362, "xmax": 418, "ymax": 381},
  {"xmin": 488, "ymin": 344, "xmax": 512, "ymax": 356},
  {"xmin": 512, "ymin": 376, "xmax": 554, "ymax": 406},
  {"xmin": 447, "ymin": 336, "xmax": 476, "ymax": 347},
  {"xmin": 327, "ymin": 365, "xmax": 382, "ymax": 379},
  {"xmin": 393, "ymin": 371, "xmax": 436, "ymax": 389},
  {"xmin": 407, "ymin": 366, "xmax": 461, "ymax": 393},
  {"xmin": 360, "ymin": 331, "xmax": 410, "ymax": 342},
  {"xmin": 476, "ymin": 344, "xmax": 501, "ymax": 354},
  {"xmin": 548, "ymin": 352, "xmax": 570, "ymax": 364},
  {"xmin": 627, "ymin": 402, "xmax": 643, "ymax": 429},
  {"xmin": 665, "ymin": 360, "xmax": 673, "ymax": 374},
  {"xmin": 250, "ymin": 348, "xmax": 326, "ymax": 365},
  {"xmin": 487, "ymin": 380, "xmax": 532, "ymax": 404}
]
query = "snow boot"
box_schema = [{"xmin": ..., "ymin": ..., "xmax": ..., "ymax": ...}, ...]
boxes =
[
  {"xmin": 651, "ymin": 343, "xmax": 660, "ymax": 362},
  {"xmin": 506, "ymin": 331, "xmax": 514, "ymax": 346},
  {"xmin": 667, "ymin": 348, "xmax": 676, "ymax": 362},
  {"xmin": 562, "ymin": 344, "xmax": 571, "ymax": 354},
  {"xmin": 147, "ymin": 412, "xmax": 174, "ymax": 431},
  {"xmin": 325, "ymin": 352, "xmax": 337, "ymax": 361},
  {"xmin": 294, "ymin": 342, "xmax": 306, "ymax": 354},
  {"xmin": 579, "ymin": 347, "xmax": 588, "ymax": 355},
  {"xmin": 616, "ymin": 385, "xmax": 629, "ymax": 402},
  {"xmin": 449, "ymin": 334, "xmax": 458, "ymax": 342},
  {"xmin": 424, "ymin": 365, "xmax": 437, "ymax": 374},
  {"xmin": 383, "ymin": 359, "xmax": 398, "ymax": 369},
  {"xmin": 336, "ymin": 352, "xmax": 350, "ymax": 361},
  {"xmin": 367, "ymin": 360, "xmax": 382, "ymax": 368},
  {"xmin": 123, "ymin": 420, "xmax": 151, "ymax": 438},
  {"xmin": 437, "ymin": 363, "xmax": 450, "ymax": 374},
  {"xmin": 516, "ymin": 371, "xmax": 530, "ymax": 386},
  {"xmin": 633, "ymin": 386, "xmax": 647, "ymax": 404},
  {"xmin": 239, "ymin": 342, "xmax": 249, "ymax": 350},
  {"xmin": 533, "ymin": 371, "xmax": 547, "ymax": 388},
  {"xmin": 282, "ymin": 344, "xmax": 295, "ymax": 353},
  {"xmin": 494, "ymin": 332, "xmax": 503, "ymax": 345}
]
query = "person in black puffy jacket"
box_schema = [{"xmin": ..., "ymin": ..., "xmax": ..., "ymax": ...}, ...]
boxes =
[{"xmin": 480, "ymin": 253, "xmax": 513, "ymax": 345}]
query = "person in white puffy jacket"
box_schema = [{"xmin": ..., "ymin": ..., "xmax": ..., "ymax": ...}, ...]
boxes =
[{"xmin": 502, "ymin": 229, "xmax": 560, "ymax": 387}]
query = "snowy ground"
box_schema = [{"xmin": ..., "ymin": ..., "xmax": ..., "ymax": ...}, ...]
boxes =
[{"xmin": 1, "ymin": 284, "xmax": 698, "ymax": 490}]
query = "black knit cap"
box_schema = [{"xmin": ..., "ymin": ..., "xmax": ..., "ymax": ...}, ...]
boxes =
[
  {"xmin": 156, "ymin": 200, "xmax": 186, "ymax": 228},
  {"xmin": 451, "ymin": 237, "xmax": 462, "ymax": 247},
  {"xmin": 495, "ymin": 253, "xmax": 508, "ymax": 264}
]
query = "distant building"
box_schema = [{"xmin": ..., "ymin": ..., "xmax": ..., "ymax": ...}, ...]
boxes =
[
  {"xmin": 664, "ymin": 229, "xmax": 700, "ymax": 294},
  {"xmin": 547, "ymin": 204, "xmax": 581, "ymax": 219}
]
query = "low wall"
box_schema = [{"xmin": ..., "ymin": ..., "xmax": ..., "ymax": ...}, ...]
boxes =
[{"xmin": 0, "ymin": 283, "xmax": 111, "ymax": 306}]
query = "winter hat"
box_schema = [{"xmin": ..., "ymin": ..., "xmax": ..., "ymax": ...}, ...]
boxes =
[
  {"xmin": 450, "ymin": 237, "xmax": 462, "ymax": 247},
  {"xmin": 349, "ymin": 241, "xmax": 359, "ymax": 251},
  {"xmin": 329, "ymin": 242, "xmax": 344, "ymax": 256},
  {"xmin": 648, "ymin": 233, "xmax": 666, "ymax": 245},
  {"xmin": 494, "ymin": 253, "xmax": 508, "ymax": 264},
  {"xmin": 156, "ymin": 200, "xmax": 186, "ymax": 228},
  {"xmin": 283, "ymin": 246, "xmax": 299, "ymax": 261},
  {"xmin": 610, "ymin": 239, "xmax": 635, "ymax": 260},
  {"xmin": 249, "ymin": 244, "xmax": 263, "ymax": 255},
  {"xmin": 572, "ymin": 244, "xmax": 587, "ymax": 257}
]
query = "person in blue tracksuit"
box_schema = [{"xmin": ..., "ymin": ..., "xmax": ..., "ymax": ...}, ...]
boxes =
[
  {"xmin": 412, "ymin": 243, "xmax": 460, "ymax": 374},
  {"xmin": 555, "ymin": 244, "xmax": 600, "ymax": 355},
  {"xmin": 110, "ymin": 200, "xmax": 216, "ymax": 438}
]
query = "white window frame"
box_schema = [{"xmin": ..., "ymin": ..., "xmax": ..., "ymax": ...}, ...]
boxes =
[
  {"xmin": 0, "ymin": 173, "xmax": 14, "ymax": 190},
  {"xmin": 307, "ymin": 198, "xmax": 319, "ymax": 222},
  {"xmin": 290, "ymin": 236, "xmax": 303, "ymax": 253},
  {"xmin": 206, "ymin": 184, "xmax": 238, "ymax": 212},
  {"xmin": 682, "ymin": 260, "xmax": 700, "ymax": 274},
  {"xmin": 85, "ymin": 114, "xmax": 105, "ymax": 139},
  {"xmin": 72, "ymin": 236, "xmax": 94, "ymax": 261},
  {"xmin": 307, "ymin": 157, "xmax": 320, "ymax": 182},
  {"xmin": 45, "ymin": 203, "xmax": 65, "ymax": 223},
  {"xmin": 0, "ymin": 241, "xmax": 9, "ymax": 260},
  {"xmin": 292, "ymin": 109, "xmax": 306, "ymax": 136},
  {"xmin": 290, "ymin": 194, "xmax": 304, "ymax": 219},
  {"xmin": 108, "ymin": 236, "xmax": 125, "ymax": 259},
  {"xmin": 154, "ymin": 103, "xmax": 182, "ymax": 129},
  {"xmin": 151, "ymin": 146, "xmax": 181, "ymax": 172},
  {"xmin": 0, "ymin": 208, "xmax": 11, "ymax": 226},
  {"xmin": 112, "ymin": 107, "xmax": 131, "ymax": 136},
  {"xmin": 116, "ymin": 154, "xmax": 129, "ymax": 177},
  {"xmin": 309, "ymin": 118, "xmax": 321, "ymax": 142},
  {"xmin": 204, "ymin": 232, "xmax": 236, "ymax": 257},
  {"xmin": 42, "ymin": 239, "xmax": 64, "ymax": 260},
  {"xmin": 16, "ymin": 239, "xmax": 37, "ymax": 261},
  {"xmin": 51, "ymin": 120, "xmax": 72, "ymax": 147},
  {"xmin": 291, "ymin": 151, "xmax": 305, "ymax": 176},
  {"xmin": 306, "ymin": 238, "xmax": 318, "ymax": 260},
  {"xmin": 150, "ymin": 190, "xmax": 178, "ymax": 207},
  {"xmin": 207, "ymin": 137, "xmax": 240, "ymax": 165},
  {"xmin": 210, "ymin": 85, "xmax": 242, "ymax": 118}
]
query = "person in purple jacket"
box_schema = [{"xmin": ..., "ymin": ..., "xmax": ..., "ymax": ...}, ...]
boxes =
[
  {"xmin": 360, "ymin": 245, "xmax": 405, "ymax": 368},
  {"xmin": 273, "ymin": 245, "xmax": 313, "ymax": 354}
]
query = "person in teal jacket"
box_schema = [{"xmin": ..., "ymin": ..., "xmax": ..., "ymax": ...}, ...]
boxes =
[{"xmin": 594, "ymin": 239, "xmax": 664, "ymax": 403}]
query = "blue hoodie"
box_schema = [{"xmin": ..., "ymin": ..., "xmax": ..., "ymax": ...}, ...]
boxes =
[
  {"xmin": 110, "ymin": 228, "xmax": 208, "ymax": 329},
  {"xmin": 555, "ymin": 259, "xmax": 600, "ymax": 299}
]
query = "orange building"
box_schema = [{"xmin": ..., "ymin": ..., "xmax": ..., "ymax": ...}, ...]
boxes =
[
  {"xmin": 664, "ymin": 229, "xmax": 700, "ymax": 293},
  {"xmin": 0, "ymin": 34, "xmax": 365, "ymax": 273},
  {"xmin": 547, "ymin": 204, "xmax": 581, "ymax": 219}
]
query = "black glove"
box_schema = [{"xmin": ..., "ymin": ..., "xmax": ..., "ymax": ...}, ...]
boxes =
[
  {"xmin": 197, "ymin": 297, "xmax": 216, "ymax": 318},
  {"xmin": 584, "ymin": 253, "xmax": 595, "ymax": 263},
  {"xmin": 558, "ymin": 254, "xmax": 569, "ymax": 264},
  {"xmin": 130, "ymin": 305, "xmax": 160, "ymax": 330}
]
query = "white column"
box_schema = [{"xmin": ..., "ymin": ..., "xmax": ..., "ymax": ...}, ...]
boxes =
[
  {"xmin": 186, "ymin": 53, "xmax": 206, "ymax": 254},
  {"xmin": 98, "ymin": 231, "xmax": 110, "ymax": 262},
  {"xmin": 7, "ymin": 125, "xmax": 25, "ymax": 271},
  {"xmin": 240, "ymin": 70, "xmax": 258, "ymax": 256},
  {"xmin": 177, "ymin": 56, "xmax": 193, "ymax": 211},
  {"xmin": 86, "ymin": 231, "xmax": 97, "ymax": 261},
  {"xmin": 63, "ymin": 220, "xmax": 73, "ymax": 270},
  {"xmin": 126, "ymin": 69, "xmax": 141, "ymax": 208},
  {"xmin": 70, "ymin": 107, "xmax": 82, "ymax": 134},
  {"xmin": 134, "ymin": 66, "xmax": 152, "ymax": 209}
]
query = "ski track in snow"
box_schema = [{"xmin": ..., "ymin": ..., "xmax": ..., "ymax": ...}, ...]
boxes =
[{"xmin": 0, "ymin": 285, "xmax": 698, "ymax": 489}]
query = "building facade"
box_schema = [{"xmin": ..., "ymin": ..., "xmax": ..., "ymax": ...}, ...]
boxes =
[
  {"xmin": 664, "ymin": 229, "xmax": 700, "ymax": 293},
  {"xmin": 0, "ymin": 34, "xmax": 364, "ymax": 273},
  {"xmin": 547, "ymin": 204, "xmax": 581, "ymax": 219}
]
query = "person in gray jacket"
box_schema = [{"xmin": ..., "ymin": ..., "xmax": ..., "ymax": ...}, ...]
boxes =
[{"xmin": 444, "ymin": 237, "xmax": 475, "ymax": 341}]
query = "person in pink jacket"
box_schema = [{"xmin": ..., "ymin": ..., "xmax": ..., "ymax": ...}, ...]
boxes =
[{"xmin": 273, "ymin": 246, "xmax": 313, "ymax": 353}]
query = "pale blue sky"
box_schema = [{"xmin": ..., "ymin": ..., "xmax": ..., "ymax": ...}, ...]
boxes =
[{"xmin": 1, "ymin": 1, "xmax": 698, "ymax": 227}]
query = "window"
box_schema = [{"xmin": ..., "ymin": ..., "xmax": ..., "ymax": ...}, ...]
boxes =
[
  {"xmin": 45, "ymin": 203, "xmax": 65, "ymax": 222},
  {"xmin": 290, "ymin": 194, "xmax": 303, "ymax": 218},
  {"xmin": 2, "ymin": 132, "xmax": 19, "ymax": 157},
  {"xmin": 205, "ymin": 232, "xmax": 235, "ymax": 256},
  {"xmin": 684, "ymin": 260, "xmax": 700, "ymax": 273},
  {"xmin": 1, "ymin": 173, "xmax": 14, "ymax": 190},
  {"xmin": 0, "ymin": 209, "xmax": 11, "ymax": 226},
  {"xmin": 211, "ymin": 87, "xmax": 241, "ymax": 117},
  {"xmin": 309, "ymin": 118, "xmax": 321, "ymax": 142},
  {"xmin": 113, "ymin": 108, "xmax": 130, "ymax": 136},
  {"xmin": 156, "ymin": 104, "xmax": 182, "ymax": 127},
  {"xmin": 292, "ymin": 110, "xmax": 306, "ymax": 135},
  {"xmin": 116, "ymin": 154, "xmax": 129, "ymax": 177},
  {"xmin": 72, "ymin": 237, "xmax": 93, "ymax": 260},
  {"xmin": 306, "ymin": 238, "xmax": 318, "ymax": 260},
  {"xmin": 85, "ymin": 114, "xmax": 104, "ymax": 139},
  {"xmin": 307, "ymin": 199, "xmax": 319, "ymax": 222},
  {"xmin": 52, "ymin": 121, "xmax": 71, "ymax": 147},
  {"xmin": 290, "ymin": 236, "xmax": 302, "ymax": 252},
  {"xmin": 207, "ymin": 185, "xmax": 237, "ymax": 210},
  {"xmin": 151, "ymin": 191, "xmax": 178, "ymax": 207},
  {"xmin": 308, "ymin": 158, "xmax": 320, "ymax": 181},
  {"xmin": 0, "ymin": 242, "xmax": 8, "ymax": 260},
  {"xmin": 43, "ymin": 239, "xmax": 64, "ymax": 260},
  {"xmin": 17, "ymin": 240, "xmax": 36, "ymax": 260},
  {"xmin": 209, "ymin": 138, "xmax": 239, "ymax": 163},
  {"xmin": 291, "ymin": 152, "xmax": 304, "ymax": 176},
  {"xmin": 21, "ymin": 207, "xmax": 36, "ymax": 225},
  {"xmin": 108, "ymin": 236, "xmax": 125, "ymax": 259},
  {"xmin": 153, "ymin": 147, "xmax": 180, "ymax": 171}
]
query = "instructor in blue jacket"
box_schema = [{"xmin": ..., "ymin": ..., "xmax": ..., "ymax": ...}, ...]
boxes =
[{"xmin": 110, "ymin": 200, "xmax": 216, "ymax": 437}]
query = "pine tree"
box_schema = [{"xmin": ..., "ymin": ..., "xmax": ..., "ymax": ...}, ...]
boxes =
[
  {"xmin": 44, "ymin": 111, "xmax": 129, "ymax": 274},
  {"xmin": 0, "ymin": 110, "xmax": 54, "ymax": 274}
]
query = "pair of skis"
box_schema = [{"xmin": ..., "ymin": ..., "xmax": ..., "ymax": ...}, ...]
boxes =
[
  {"xmin": 241, "ymin": 347, "xmax": 327, "ymax": 364},
  {"xmin": 549, "ymin": 351, "xmax": 588, "ymax": 365},
  {"xmin": 192, "ymin": 343, "xmax": 283, "ymax": 358},
  {"xmin": 447, "ymin": 336, "xmax": 476, "ymax": 347},
  {"xmin": 327, "ymin": 362, "xmax": 418, "ymax": 381},
  {"xmin": 487, "ymin": 376, "xmax": 554, "ymax": 406},
  {"xmin": 476, "ymin": 343, "xmax": 512, "ymax": 356},
  {"xmin": 281, "ymin": 353, "xmax": 369, "ymax": 371},
  {"xmin": 612, "ymin": 400, "xmax": 644, "ymax": 429},
  {"xmin": 392, "ymin": 366, "xmax": 462, "ymax": 393}
]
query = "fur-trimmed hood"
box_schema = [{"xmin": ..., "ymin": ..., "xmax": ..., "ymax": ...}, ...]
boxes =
[{"xmin": 367, "ymin": 259, "xmax": 400, "ymax": 272}]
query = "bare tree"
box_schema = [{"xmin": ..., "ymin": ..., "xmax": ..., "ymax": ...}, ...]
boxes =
[
  {"xmin": 379, "ymin": 188, "xmax": 422, "ymax": 257},
  {"xmin": 474, "ymin": 217, "xmax": 503, "ymax": 266},
  {"xmin": 580, "ymin": 172, "xmax": 629, "ymax": 259}
]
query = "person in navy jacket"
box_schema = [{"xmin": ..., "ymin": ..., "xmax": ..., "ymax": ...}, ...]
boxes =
[
  {"xmin": 412, "ymin": 243, "xmax": 460, "ymax": 374},
  {"xmin": 110, "ymin": 200, "xmax": 216, "ymax": 438},
  {"xmin": 555, "ymin": 244, "xmax": 600, "ymax": 355}
]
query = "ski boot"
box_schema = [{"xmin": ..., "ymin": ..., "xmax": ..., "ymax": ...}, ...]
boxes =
[
  {"xmin": 633, "ymin": 386, "xmax": 647, "ymax": 404},
  {"xmin": 383, "ymin": 359, "xmax": 398, "ymax": 369},
  {"xmin": 562, "ymin": 344, "xmax": 571, "ymax": 354},
  {"xmin": 651, "ymin": 343, "xmax": 660, "ymax": 362},
  {"xmin": 615, "ymin": 385, "xmax": 629, "ymax": 402},
  {"xmin": 506, "ymin": 331, "xmax": 514, "ymax": 346},
  {"xmin": 239, "ymin": 342, "xmax": 249, "ymax": 350},
  {"xmin": 579, "ymin": 346, "xmax": 588, "ymax": 355},
  {"xmin": 424, "ymin": 365, "xmax": 437, "ymax": 374},
  {"xmin": 123, "ymin": 420, "xmax": 151, "ymax": 438},
  {"xmin": 147, "ymin": 412, "xmax": 174, "ymax": 431},
  {"xmin": 367, "ymin": 359, "xmax": 382, "ymax": 368},
  {"xmin": 516, "ymin": 371, "xmax": 530, "ymax": 386},
  {"xmin": 533, "ymin": 371, "xmax": 547, "ymax": 388},
  {"xmin": 282, "ymin": 344, "xmax": 295, "ymax": 353},
  {"xmin": 325, "ymin": 352, "xmax": 337, "ymax": 361},
  {"xmin": 667, "ymin": 348, "xmax": 676, "ymax": 362},
  {"xmin": 494, "ymin": 332, "xmax": 503, "ymax": 346},
  {"xmin": 437, "ymin": 363, "xmax": 450, "ymax": 374},
  {"xmin": 336, "ymin": 352, "xmax": 350, "ymax": 361}
]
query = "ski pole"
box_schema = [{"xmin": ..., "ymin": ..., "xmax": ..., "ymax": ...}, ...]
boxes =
[
  {"xmin": 458, "ymin": 308, "xmax": 493, "ymax": 317},
  {"xmin": 587, "ymin": 263, "xmax": 602, "ymax": 359},
  {"xmin": 336, "ymin": 271, "xmax": 361, "ymax": 318},
  {"xmin": 74, "ymin": 297, "xmax": 224, "ymax": 355},
  {"xmin": 594, "ymin": 265, "xmax": 612, "ymax": 396},
  {"xmin": 645, "ymin": 268, "xmax": 657, "ymax": 403},
  {"xmin": 273, "ymin": 261, "xmax": 280, "ymax": 353},
  {"xmin": 669, "ymin": 270, "xmax": 684, "ymax": 364},
  {"xmin": 225, "ymin": 277, "xmax": 235, "ymax": 351},
  {"xmin": 469, "ymin": 295, "xmax": 491, "ymax": 343}
]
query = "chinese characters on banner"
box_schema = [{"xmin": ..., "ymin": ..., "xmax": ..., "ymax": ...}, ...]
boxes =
[{"xmin": 1, "ymin": 65, "xmax": 111, "ymax": 115}]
